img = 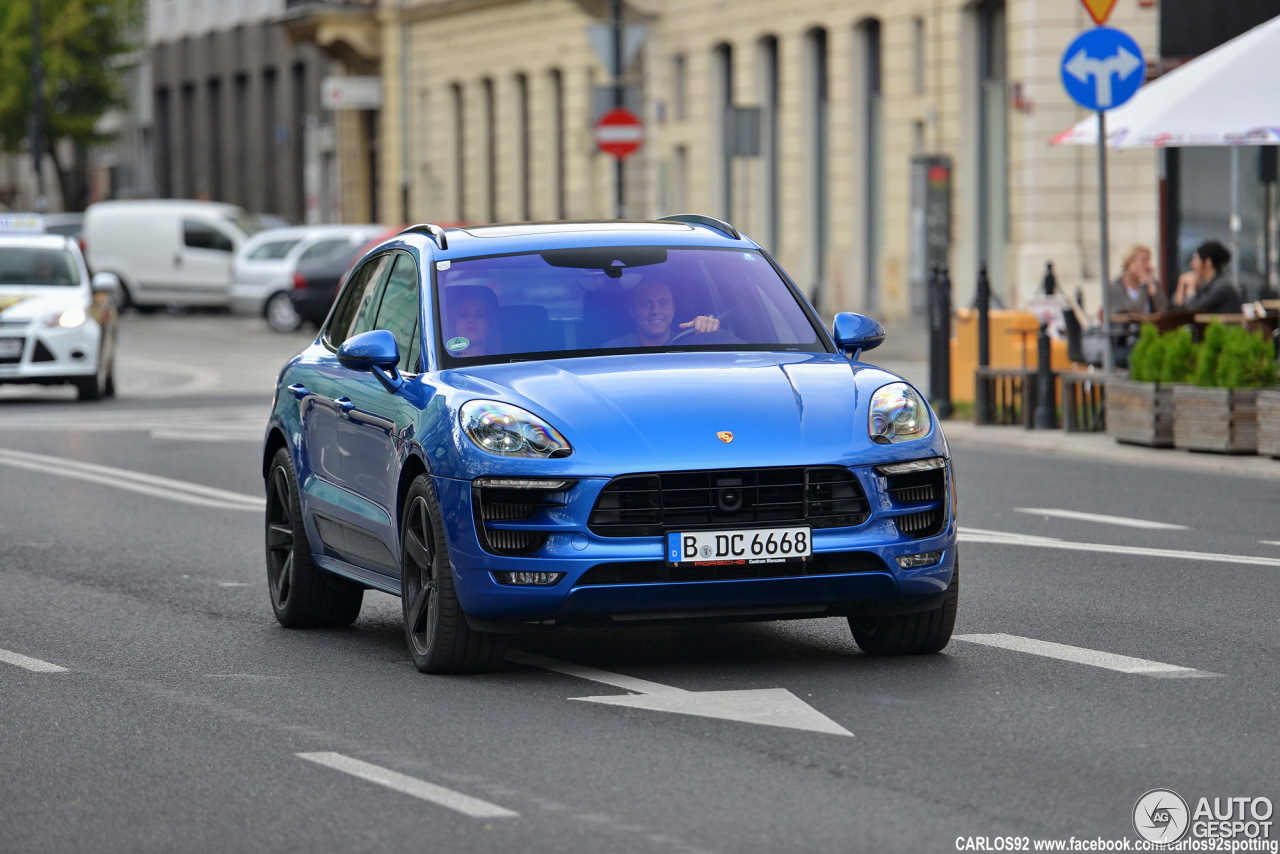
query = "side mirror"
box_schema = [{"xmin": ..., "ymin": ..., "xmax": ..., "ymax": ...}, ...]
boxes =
[
  {"xmin": 337, "ymin": 329, "xmax": 404, "ymax": 392},
  {"xmin": 91, "ymin": 272, "xmax": 121, "ymax": 300},
  {"xmin": 831, "ymin": 312, "xmax": 885, "ymax": 359}
]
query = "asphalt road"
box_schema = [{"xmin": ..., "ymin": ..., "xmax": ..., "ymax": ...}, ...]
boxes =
[{"xmin": 0, "ymin": 312, "xmax": 1276, "ymax": 854}]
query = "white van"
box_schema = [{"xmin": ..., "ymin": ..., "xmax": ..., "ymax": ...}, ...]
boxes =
[{"xmin": 82, "ymin": 200, "xmax": 265, "ymax": 309}]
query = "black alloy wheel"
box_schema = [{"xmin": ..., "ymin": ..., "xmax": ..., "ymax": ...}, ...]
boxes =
[
  {"xmin": 265, "ymin": 448, "xmax": 363, "ymax": 628},
  {"xmin": 401, "ymin": 475, "xmax": 505, "ymax": 674}
]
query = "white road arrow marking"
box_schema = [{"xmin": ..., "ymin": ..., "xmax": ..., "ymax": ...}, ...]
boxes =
[
  {"xmin": 1014, "ymin": 508, "xmax": 1188, "ymax": 530},
  {"xmin": 1065, "ymin": 45, "xmax": 1142, "ymax": 108},
  {"xmin": 506, "ymin": 650, "xmax": 852, "ymax": 736}
]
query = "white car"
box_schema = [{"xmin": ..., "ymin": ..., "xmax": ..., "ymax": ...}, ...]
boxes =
[
  {"xmin": 230, "ymin": 224, "xmax": 384, "ymax": 331},
  {"xmin": 0, "ymin": 233, "xmax": 121, "ymax": 400}
]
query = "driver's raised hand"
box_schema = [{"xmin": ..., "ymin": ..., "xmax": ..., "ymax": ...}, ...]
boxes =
[{"xmin": 678, "ymin": 314, "xmax": 720, "ymax": 334}]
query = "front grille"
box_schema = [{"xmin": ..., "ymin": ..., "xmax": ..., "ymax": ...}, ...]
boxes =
[
  {"xmin": 885, "ymin": 467, "xmax": 947, "ymax": 539},
  {"xmin": 588, "ymin": 466, "xmax": 869, "ymax": 537},
  {"xmin": 577, "ymin": 551, "xmax": 886, "ymax": 585}
]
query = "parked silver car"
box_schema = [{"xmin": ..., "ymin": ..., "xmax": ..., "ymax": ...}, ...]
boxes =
[{"xmin": 230, "ymin": 224, "xmax": 384, "ymax": 331}]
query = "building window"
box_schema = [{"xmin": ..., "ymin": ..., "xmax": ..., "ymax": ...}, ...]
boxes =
[
  {"xmin": 451, "ymin": 82, "xmax": 466, "ymax": 221},
  {"xmin": 805, "ymin": 27, "xmax": 830, "ymax": 311},
  {"xmin": 714, "ymin": 43, "xmax": 733, "ymax": 219},
  {"xmin": 912, "ymin": 17, "xmax": 925, "ymax": 96},
  {"xmin": 758, "ymin": 35, "xmax": 780, "ymax": 254},
  {"xmin": 516, "ymin": 73, "xmax": 531, "ymax": 221},
  {"xmin": 859, "ymin": 19, "xmax": 883, "ymax": 311},
  {"xmin": 549, "ymin": 68, "xmax": 565, "ymax": 219},
  {"xmin": 482, "ymin": 78, "xmax": 496, "ymax": 223},
  {"xmin": 671, "ymin": 54, "xmax": 687, "ymax": 122}
]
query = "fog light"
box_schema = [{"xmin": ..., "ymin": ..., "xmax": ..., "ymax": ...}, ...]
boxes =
[
  {"xmin": 876, "ymin": 457, "xmax": 945, "ymax": 476},
  {"xmin": 896, "ymin": 551, "xmax": 943, "ymax": 569},
  {"xmin": 495, "ymin": 571, "xmax": 564, "ymax": 586}
]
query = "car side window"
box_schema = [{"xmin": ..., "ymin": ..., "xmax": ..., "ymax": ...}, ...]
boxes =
[
  {"xmin": 183, "ymin": 220, "xmax": 234, "ymax": 252},
  {"xmin": 298, "ymin": 238, "xmax": 355, "ymax": 265},
  {"xmin": 373, "ymin": 254, "xmax": 422, "ymax": 373},
  {"xmin": 326, "ymin": 254, "xmax": 392, "ymax": 347}
]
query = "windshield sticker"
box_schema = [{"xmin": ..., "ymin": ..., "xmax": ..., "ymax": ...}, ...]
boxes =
[
  {"xmin": 437, "ymin": 260, "xmax": 452, "ymax": 271},
  {"xmin": 446, "ymin": 336, "xmax": 470, "ymax": 352}
]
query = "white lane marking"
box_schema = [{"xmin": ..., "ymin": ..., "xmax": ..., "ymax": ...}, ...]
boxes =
[
  {"xmin": 1260, "ymin": 541, "xmax": 1280, "ymax": 547},
  {"xmin": 0, "ymin": 647, "xmax": 68, "ymax": 672},
  {"xmin": 1014, "ymin": 508, "xmax": 1189, "ymax": 530},
  {"xmin": 955, "ymin": 634, "xmax": 1220, "ymax": 677},
  {"xmin": 958, "ymin": 526, "xmax": 1280, "ymax": 568},
  {"xmin": 506, "ymin": 651, "xmax": 853, "ymax": 736},
  {"xmin": 0, "ymin": 448, "xmax": 263, "ymax": 512},
  {"xmin": 0, "ymin": 405, "xmax": 265, "ymax": 442},
  {"xmin": 296, "ymin": 752, "xmax": 518, "ymax": 818}
]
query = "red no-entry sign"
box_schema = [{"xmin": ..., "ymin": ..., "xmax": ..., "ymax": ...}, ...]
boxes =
[{"xmin": 594, "ymin": 108, "xmax": 645, "ymax": 159}]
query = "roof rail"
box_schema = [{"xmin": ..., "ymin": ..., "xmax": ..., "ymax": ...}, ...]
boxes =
[
  {"xmin": 656, "ymin": 213, "xmax": 740, "ymax": 240},
  {"xmin": 399, "ymin": 222, "xmax": 449, "ymax": 251}
]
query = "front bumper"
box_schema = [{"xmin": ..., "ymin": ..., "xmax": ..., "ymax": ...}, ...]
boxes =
[
  {"xmin": 0, "ymin": 321, "xmax": 103, "ymax": 385},
  {"xmin": 433, "ymin": 462, "xmax": 956, "ymax": 625}
]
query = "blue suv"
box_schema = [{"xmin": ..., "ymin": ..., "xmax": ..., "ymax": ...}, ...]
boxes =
[{"xmin": 263, "ymin": 217, "xmax": 957, "ymax": 673}]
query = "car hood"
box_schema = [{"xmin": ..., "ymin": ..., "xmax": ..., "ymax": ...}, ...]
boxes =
[
  {"xmin": 0, "ymin": 288, "xmax": 85, "ymax": 319},
  {"xmin": 438, "ymin": 351, "xmax": 941, "ymax": 474}
]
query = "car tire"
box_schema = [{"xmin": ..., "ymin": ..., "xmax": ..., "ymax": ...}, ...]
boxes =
[
  {"xmin": 401, "ymin": 474, "xmax": 506, "ymax": 674},
  {"xmin": 74, "ymin": 346, "xmax": 111, "ymax": 402},
  {"xmin": 849, "ymin": 563, "xmax": 958, "ymax": 655},
  {"xmin": 265, "ymin": 292, "xmax": 302, "ymax": 333},
  {"xmin": 265, "ymin": 447, "xmax": 364, "ymax": 628}
]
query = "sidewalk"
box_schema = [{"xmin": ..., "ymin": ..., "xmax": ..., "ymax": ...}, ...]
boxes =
[{"xmin": 865, "ymin": 318, "xmax": 1280, "ymax": 481}]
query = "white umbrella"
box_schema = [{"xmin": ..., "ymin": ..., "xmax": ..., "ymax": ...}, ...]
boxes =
[
  {"xmin": 1052, "ymin": 14, "xmax": 1280, "ymax": 294},
  {"xmin": 1051, "ymin": 14, "xmax": 1280, "ymax": 148}
]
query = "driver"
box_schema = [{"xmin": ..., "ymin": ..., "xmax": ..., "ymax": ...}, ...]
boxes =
[{"xmin": 605, "ymin": 279, "xmax": 720, "ymax": 347}]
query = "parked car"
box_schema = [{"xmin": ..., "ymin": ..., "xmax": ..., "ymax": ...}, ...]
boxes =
[
  {"xmin": 230, "ymin": 224, "xmax": 385, "ymax": 331},
  {"xmin": 0, "ymin": 212, "xmax": 84, "ymax": 241},
  {"xmin": 263, "ymin": 216, "xmax": 957, "ymax": 674},
  {"xmin": 0, "ymin": 232, "xmax": 121, "ymax": 400},
  {"xmin": 82, "ymin": 199, "xmax": 271, "ymax": 310},
  {"xmin": 287, "ymin": 227, "xmax": 400, "ymax": 329}
]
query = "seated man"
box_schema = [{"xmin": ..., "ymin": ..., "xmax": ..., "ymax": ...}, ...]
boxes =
[{"xmin": 605, "ymin": 279, "xmax": 720, "ymax": 347}]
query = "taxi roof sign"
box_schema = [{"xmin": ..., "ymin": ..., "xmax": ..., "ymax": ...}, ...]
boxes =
[
  {"xmin": 1080, "ymin": 0, "xmax": 1119, "ymax": 26},
  {"xmin": 0, "ymin": 213, "xmax": 45, "ymax": 233}
]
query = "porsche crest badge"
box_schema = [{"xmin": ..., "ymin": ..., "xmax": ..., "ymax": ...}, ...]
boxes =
[{"xmin": 717, "ymin": 431, "xmax": 734, "ymax": 444}]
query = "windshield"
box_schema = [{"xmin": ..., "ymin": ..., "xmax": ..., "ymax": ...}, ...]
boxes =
[
  {"xmin": 434, "ymin": 247, "xmax": 824, "ymax": 364},
  {"xmin": 0, "ymin": 247, "xmax": 79, "ymax": 287}
]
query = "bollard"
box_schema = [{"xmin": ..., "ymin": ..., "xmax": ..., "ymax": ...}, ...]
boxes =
[
  {"xmin": 928, "ymin": 265, "xmax": 953, "ymax": 419},
  {"xmin": 1033, "ymin": 321, "xmax": 1056, "ymax": 429},
  {"xmin": 1042, "ymin": 261, "xmax": 1057, "ymax": 296},
  {"xmin": 974, "ymin": 264, "xmax": 992, "ymax": 423}
]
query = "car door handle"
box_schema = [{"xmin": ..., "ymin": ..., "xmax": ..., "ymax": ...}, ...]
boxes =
[
  {"xmin": 334, "ymin": 397, "xmax": 355, "ymax": 413},
  {"xmin": 173, "ymin": 253, "xmax": 183, "ymax": 267},
  {"xmin": 287, "ymin": 383, "xmax": 308, "ymax": 399}
]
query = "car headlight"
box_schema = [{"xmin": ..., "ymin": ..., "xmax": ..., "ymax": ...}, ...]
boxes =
[
  {"xmin": 45, "ymin": 305, "xmax": 87, "ymax": 328},
  {"xmin": 868, "ymin": 382, "xmax": 931, "ymax": 444},
  {"xmin": 460, "ymin": 400, "xmax": 572, "ymax": 458}
]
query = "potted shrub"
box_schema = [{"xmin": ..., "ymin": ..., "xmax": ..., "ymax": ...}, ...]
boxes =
[
  {"xmin": 1106, "ymin": 323, "xmax": 1192, "ymax": 447},
  {"xmin": 1173, "ymin": 322, "xmax": 1279, "ymax": 454}
]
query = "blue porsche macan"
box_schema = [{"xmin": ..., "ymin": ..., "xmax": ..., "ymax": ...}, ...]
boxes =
[{"xmin": 263, "ymin": 216, "xmax": 957, "ymax": 673}]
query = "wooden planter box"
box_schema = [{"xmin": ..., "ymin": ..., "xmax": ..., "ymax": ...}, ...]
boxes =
[
  {"xmin": 1258, "ymin": 388, "xmax": 1280, "ymax": 459},
  {"xmin": 1106, "ymin": 377, "xmax": 1174, "ymax": 447},
  {"xmin": 1173, "ymin": 385, "xmax": 1260, "ymax": 454}
]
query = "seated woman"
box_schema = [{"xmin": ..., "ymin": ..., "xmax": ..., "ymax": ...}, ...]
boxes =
[
  {"xmin": 1174, "ymin": 239, "xmax": 1243, "ymax": 314},
  {"xmin": 444, "ymin": 284, "xmax": 502, "ymax": 357}
]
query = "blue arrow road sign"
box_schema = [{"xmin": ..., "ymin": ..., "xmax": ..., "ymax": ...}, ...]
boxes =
[{"xmin": 1060, "ymin": 27, "xmax": 1145, "ymax": 111}]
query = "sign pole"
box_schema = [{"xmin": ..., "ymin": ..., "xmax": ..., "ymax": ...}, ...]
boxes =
[
  {"xmin": 1097, "ymin": 109, "xmax": 1114, "ymax": 373},
  {"xmin": 611, "ymin": 0, "xmax": 624, "ymax": 219}
]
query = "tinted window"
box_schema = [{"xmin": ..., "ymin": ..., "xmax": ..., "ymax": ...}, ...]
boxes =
[
  {"xmin": 183, "ymin": 220, "xmax": 235, "ymax": 252},
  {"xmin": 435, "ymin": 247, "xmax": 823, "ymax": 365},
  {"xmin": 373, "ymin": 254, "xmax": 421, "ymax": 373},
  {"xmin": 325, "ymin": 254, "xmax": 392, "ymax": 347},
  {"xmin": 248, "ymin": 239, "xmax": 300, "ymax": 260}
]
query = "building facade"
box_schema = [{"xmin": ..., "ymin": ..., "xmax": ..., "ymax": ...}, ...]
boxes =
[{"xmin": 331, "ymin": 0, "xmax": 1164, "ymax": 324}]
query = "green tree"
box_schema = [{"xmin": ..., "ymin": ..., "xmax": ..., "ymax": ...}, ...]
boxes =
[{"xmin": 0, "ymin": 0, "xmax": 139, "ymax": 211}]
